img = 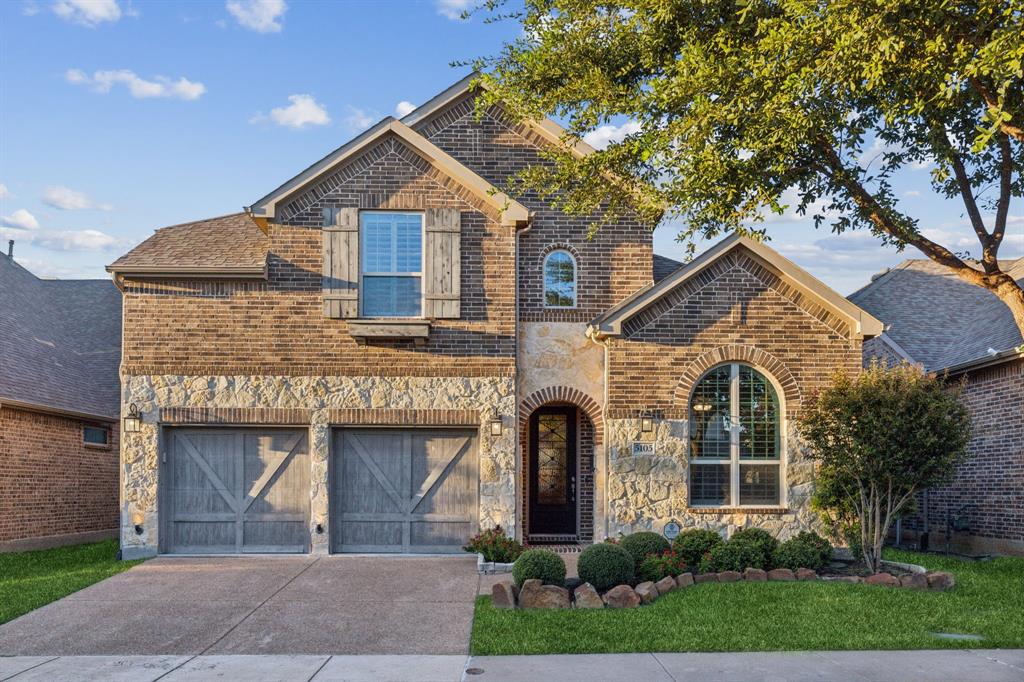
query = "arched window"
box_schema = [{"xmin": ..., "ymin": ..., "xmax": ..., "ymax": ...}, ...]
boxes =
[
  {"xmin": 543, "ymin": 250, "xmax": 577, "ymax": 308},
  {"xmin": 689, "ymin": 364, "xmax": 782, "ymax": 507}
]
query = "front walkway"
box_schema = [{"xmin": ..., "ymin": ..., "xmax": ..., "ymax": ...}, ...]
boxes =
[
  {"xmin": 0, "ymin": 555, "xmax": 479, "ymax": 656},
  {"xmin": 1, "ymin": 650, "xmax": 1023, "ymax": 681}
]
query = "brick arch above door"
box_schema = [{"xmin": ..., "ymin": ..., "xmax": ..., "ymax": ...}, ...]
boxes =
[
  {"xmin": 518, "ymin": 385, "xmax": 604, "ymax": 447},
  {"xmin": 673, "ymin": 344, "xmax": 801, "ymax": 417}
]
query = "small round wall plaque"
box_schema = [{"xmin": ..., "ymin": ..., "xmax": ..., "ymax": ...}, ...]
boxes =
[{"xmin": 663, "ymin": 520, "xmax": 681, "ymax": 540}]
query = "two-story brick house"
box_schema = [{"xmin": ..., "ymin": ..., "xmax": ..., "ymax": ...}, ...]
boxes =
[{"xmin": 109, "ymin": 75, "xmax": 882, "ymax": 559}]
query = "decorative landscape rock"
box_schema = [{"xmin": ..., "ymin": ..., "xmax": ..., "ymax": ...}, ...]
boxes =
[
  {"xmin": 655, "ymin": 576, "xmax": 677, "ymax": 595},
  {"xmin": 573, "ymin": 583, "xmax": 604, "ymax": 609},
  {"xmin": 767, "ymin": 568, "xmax": 796, "ymax": 581},
  {"xmin": 491, "ymin": 581, "xmax": 518, "ymax": 609},
  {"xmin": 694, "ymin": 573, "xmax": 719, "ymax": 584},
  {"xmin": 865, "ymin": 572, "xmax": 900, "ymax": 587},
  {"xmin": 743, "ymin": 568, "xmax": 767, "ymax": 581},
  {"xmin": 603, "ymin": 584, "xmax": 641, "ymax": 608},
  {"xmin": 836, "ymin": 576, "xmax": 863, "ymax": 584},
  {"xmin": 718, "ymin": 570, "xmax": 742, "ymax": 583},
  {"xmin": 676, "ymin": 572, "xmax": 694, "ymax": 588},
  {"xmin": 899, "ymin": 573, "xmax": 929, "ymax": 590},
  {"xmin": 518, "ymin": 579, "xmax": 570, "ymax": 609},
  {"xmin": 927, "ymin": 571, "xmax": 956, "ymax": 591},
  {"xmin": 635, "ymin": 581, "xmax": 660, "ymax": 604},
  {"xmin": 796, "ymin": 568, "xmax": 818, "ymax": 581}
]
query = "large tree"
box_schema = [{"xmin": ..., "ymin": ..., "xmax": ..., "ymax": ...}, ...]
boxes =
[{"xmin": 472, "ymin": 0, "xmax": 1024, "ymax": 331}]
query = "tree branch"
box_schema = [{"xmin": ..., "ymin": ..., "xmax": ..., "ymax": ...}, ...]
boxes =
[
  {"xmin": 947, "ymin": 148, "xmax": 994, "ymax": 268},
  {"xmin": 971, "ymin": 77, "xmax": 1024, "ymax": 143},
  {"xmin": 993, "ymin": 132, "xmax": 1013, "ymax": 250}
]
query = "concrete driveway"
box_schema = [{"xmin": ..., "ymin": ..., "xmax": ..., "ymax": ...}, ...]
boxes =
[{"xmin": 0, "ymin": 555, "xmax": 480, "ymax": 656}]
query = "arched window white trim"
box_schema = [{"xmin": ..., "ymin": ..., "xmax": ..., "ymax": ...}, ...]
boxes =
[
  {"xmin": 543, "ymin": 249, "xmax": 577, "ymax": 308},
  {"xmin": 688, "ymin": 363, "xmax": 786, "ymax": 508}
]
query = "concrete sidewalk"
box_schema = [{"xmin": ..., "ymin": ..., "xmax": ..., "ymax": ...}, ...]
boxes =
[{"xmin": 2, "ymin": 650, "xmax": 1022, "ymax": 681}]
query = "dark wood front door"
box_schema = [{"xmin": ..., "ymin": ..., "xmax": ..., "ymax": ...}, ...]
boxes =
[{"xmin": 529, "ymin": 406, "xmax": 577, "ymax": 536}]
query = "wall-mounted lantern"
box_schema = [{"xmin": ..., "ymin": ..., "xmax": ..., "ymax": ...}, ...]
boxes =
[
  {"xmin": 640, "ymin": 411, "xmax": 655, "ymax": 433},
  {"xmin": 122, "ymin": 401, "xmax": 143, "ymax": 432},
  {"xmin": 123, "ymin": 403, "xmax": 142, "ymax": 433},
  {"xmin": 489, "ymin": 410, "xmax": 504, "ymax": 437}
]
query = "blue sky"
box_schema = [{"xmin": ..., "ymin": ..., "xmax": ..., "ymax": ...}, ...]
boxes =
[{"xmin": 1, "ymin": 0, "xmax": 1020, "ymax": 294}]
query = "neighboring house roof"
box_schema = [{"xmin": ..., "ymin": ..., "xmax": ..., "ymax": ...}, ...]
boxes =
[
  {"xmin": 0, "ymin": 255, "xmax": 121, "ymax": 421},
  {"xmin": 107, "ymin": 213, "xmax": 270, "ymax": 278},
  {"xmin": 590, "ymin": 233, "xmax": 884, "ymax": 340},
  {"xmin": 849, "ymin": 257, "xmax": 1024, "ymax": 372},
  {"xmin": 246, "ymin": 118, "xmax": 531, "ymax": 228},
  {"xmin": 653, "ymin": 253, "xmax": 683, "ymax": 282}
]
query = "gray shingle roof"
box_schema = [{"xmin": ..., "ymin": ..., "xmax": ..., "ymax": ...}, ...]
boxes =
[
  {"xmin": 849, "ymin": 258, "xmax": 1024, "ymax": 371},
  {"xmin": 653, "ymin": 253, "xmax": 683, "ymax": 282},
  {"xmin": 107, "ymin": 213, "xmax": 269, "ymax": 272},
  {"xmin": 0, "ymin": 255, "xmax": 122, "ymax": 420}
]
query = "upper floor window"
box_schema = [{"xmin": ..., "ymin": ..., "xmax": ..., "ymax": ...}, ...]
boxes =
[
  {"xmin": 543, "ymin": 250, "xmax": 577, "ymax": 308},
  {"xmin": 360, "ymin": 212, "xmax": 423, "ymax": 317},
  {"xmin": 83, "ymin": 425, "xmax": 110, "ymax": 446},
  {"xmin": 689, "ymin": 364, "xmax": 782, "ymax": 507}
]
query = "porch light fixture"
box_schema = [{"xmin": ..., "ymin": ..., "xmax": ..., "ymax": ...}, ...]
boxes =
[
  {"xmin": 123, "ymin": 403, "xmax": 142, "ymax": 433},
  {"xmin": 489, "ymin": 410, "xmax": 504, "ymax": 437},
  {"xmin": 640, "ymin": 411, "xmax": 655, "ymax": 433}
]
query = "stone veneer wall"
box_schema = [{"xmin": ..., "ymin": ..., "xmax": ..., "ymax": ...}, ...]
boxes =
[
  {"xmin": 604, "ymin": 418, "xmax": 820, "ymax": 540},
  {"xmin": 120, "ymin": 374, "xmax": 516, "ymax": 557}
]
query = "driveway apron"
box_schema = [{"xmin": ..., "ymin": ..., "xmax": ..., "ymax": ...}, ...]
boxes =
[{"xmin": 0, "ymin": 555, "xmax": 479, "ymax": 656}]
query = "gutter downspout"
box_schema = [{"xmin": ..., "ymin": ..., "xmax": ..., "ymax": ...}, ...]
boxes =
[
  {"xmin": 586, "ymin": 325, "xmax": 612, "ymax": 541},
  {"xmin": 513, "ymin": 216, "xmax": 533, "ymax": 543}
]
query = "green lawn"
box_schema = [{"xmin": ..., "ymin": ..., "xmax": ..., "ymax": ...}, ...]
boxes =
[
  {"xmin": 0, "ymin": 540, "xmax": 142, "ymax": 625},
  {"xmin": 471, "ymin": 550, "xmax": 1024, "ymax": 654}
]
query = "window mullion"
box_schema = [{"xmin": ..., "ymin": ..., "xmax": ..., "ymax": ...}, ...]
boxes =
[{"xmin": 730, "ymin": 363, "xmax": 740, "ymax": 507}]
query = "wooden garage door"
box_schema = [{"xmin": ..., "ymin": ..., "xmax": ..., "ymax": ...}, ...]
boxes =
[
  {"xmin": 162, "ymin": 428, "xmax": 309, "ymax": 554},
  {"xmin": 331, "ymin": 429, "xmax": 478, "ymax": 553}
]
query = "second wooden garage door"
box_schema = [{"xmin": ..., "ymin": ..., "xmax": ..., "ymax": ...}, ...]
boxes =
[{"xmin": 331, "ymin": 429, "xmax": 478, "ymax": 553}]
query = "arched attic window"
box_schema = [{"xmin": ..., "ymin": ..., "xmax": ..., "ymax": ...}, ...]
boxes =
[{"xmin": 543, "ymin": 250, "xmax": 577, "ymax": 308}]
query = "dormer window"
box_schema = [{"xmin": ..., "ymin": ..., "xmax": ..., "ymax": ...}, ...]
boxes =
[{"xmin": 543, "ymin": 250, "xmax": 576, "ymax": 308}]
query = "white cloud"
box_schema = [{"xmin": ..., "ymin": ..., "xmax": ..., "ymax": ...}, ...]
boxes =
[
  {"xmin": 52, "ymin": 0, "xmax": 122, "ymax": 26},
  {"xmin": 904, "ymin": 190, "xmax": 921, "ymax": 197},
  {"xmin": 23, "ymin": 1, "xmax": 40, "ymax": 16},
  {"xmin": 343, "ymin": 106, "xmax": 375, "ymax": 132},
  {"xmin": 2, "ymin": 209, "xmax": 40, "ymax": 230},
  {"xmin": 435, "ymin": 0, "xmax": 472, "ymax": 20},
  {"xmin": 265, "ymin": 94, "xmax": 330, "ymax": 129},
  {"xmin": 66, "ymin": 69, "xmax": 206, "ymax": 100},
  {"xmin": 583, "ymin": 120, "xmax": 641, "ymax": 150},
  {"xmin": 0, "ymin": 183, "xmax": 11, "ymax": 200},
  {"xmin": 42, "ymin": 186, "xmax": 112, "ymax": 211},
  {"xmin": 226, "ymin": 0, "xmax": 286, "ymax": 33},
  {"xmin": 0, "ymin": 226, "xmax": 130, "ymax": 252},
  {"xmin": 395, "ymin": 100, "xmax": 416, "ymax": 117}
]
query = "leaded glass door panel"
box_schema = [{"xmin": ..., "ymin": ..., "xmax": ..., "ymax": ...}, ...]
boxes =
[{"xmin": 528, "ymin": 406, "xmax": 577, "ymax": 536}]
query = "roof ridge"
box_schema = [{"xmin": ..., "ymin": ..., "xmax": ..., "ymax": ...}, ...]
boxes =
[{"xmin": 153, "ymin": 211, "xmax": 249, "ymax": 233}]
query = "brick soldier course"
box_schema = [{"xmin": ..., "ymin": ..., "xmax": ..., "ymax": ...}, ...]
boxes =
[{"xmin": 107, "ymin": 74, "xmax": 883, "ymax": 559}]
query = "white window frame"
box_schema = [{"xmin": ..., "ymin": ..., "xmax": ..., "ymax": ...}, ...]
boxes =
[
  {"xmin": 688, "ymin": 363, "xmax": 787, "ymax": 509},
  {"xmin": 542, "ymin": 249, "xmax": 578, "ymax": 309},
  {"xmin": 358, "ymin": 210, "xmax": 425, "ymax": 318}
]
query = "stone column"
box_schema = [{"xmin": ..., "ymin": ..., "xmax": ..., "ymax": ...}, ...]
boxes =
[{"xmin": 309, "ymin": 412, "xmax": 330, "ymax": 555}]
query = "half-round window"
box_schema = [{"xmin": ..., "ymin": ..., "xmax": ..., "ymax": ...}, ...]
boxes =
[
  {"xmin": 689, "ymin": 364, "xmax": 782, "ymax": 507},
  {"xmin": 543, "ymin": 250, "xmax": 577, "ymax": 308}
]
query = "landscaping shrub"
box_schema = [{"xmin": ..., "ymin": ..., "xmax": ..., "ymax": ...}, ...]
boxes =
[
  {"xmin": 637, "ymin": 550, "xmax": 688, "ymax": 583},
  {"xmin": 698, "ymin": 538, "xmax": 767, "ymax": 573},
  {"xmin": 729, "ymin": 528, "xmax": 779, "ymax": 567},
  {"xmin": 577, "ymin": 542, "xmax": 635, "ymax": 591},
  {"xmin": 511, "ymin": 549, "xmax": 566, "ymax": 587},
  {"xmin": 793, "ymin": 530, "xmax": 833, "ymax": 566},
  {"xmin": 463, "ymin": 526, "xmax": 524, "ymax": 563},
  {"xmin": 773, "ymin": 534, "xmax": 829, "ymax": 571},
  {"xmin": 672, "ymin": 529, "xmax": 724, "ymax": 566},
  {"xmin": 618, "ymin": 531, "xmax": 671, "ymax": 568}
]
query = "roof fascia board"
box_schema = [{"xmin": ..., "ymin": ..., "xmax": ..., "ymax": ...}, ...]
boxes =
[
  {"xmin": 247, "ymin": 118, "xmax": 530, "ymax": 227},
  {"xmin": 940, "ymin": 348, "xmax": 1024, "ymax": 376},
  {"xmin": 400, "ymin": 73, "xmax": 478, "ymax": 127},
  {"xmin": 590, "ymin": 233, "xmax": 884, "ymax": 339},
  {"xmin": 1, "ymin": 397, "xmax": 116, "ymax": 423},
  {"xmin": 105, "ymin": 264, "xmax": 268, "ymax": 279},
  {"xmin": 877, "ymin": 332, "xmax": 917, "ymax": 364}
]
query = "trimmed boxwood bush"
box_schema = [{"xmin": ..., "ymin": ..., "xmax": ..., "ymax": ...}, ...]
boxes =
[
  {"xmin": 618, "ymin": 531, "xmax": 671, "ymax": 568},
  {"xmin": 698, "ymin": 538, "xmax": 767, "ymax": 573},
  {"xmin": 729, "ymin": 528, "xmax": 779, "ymax": 567},
  {"xmin": 794, "ymin": 530, "xmax": 833, "ymax": 565},
  {"xmin": 672, "ymin": 529, "xmax": 724, "ymax": 566},
  {"xmin": 578, "ymin": 542, "xmax": 635, "ymax": 591},
  {"xmin": 511, "ymin": 549, "xmax": 566, "ymax": 587},
  {"xmin": 774, "ymin": 532, "xmax": 832, "ymax": 571}
]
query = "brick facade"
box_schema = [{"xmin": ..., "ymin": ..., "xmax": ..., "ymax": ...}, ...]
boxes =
[{"xmin": 0, "ymin": 406, "xmax": 118, "ymax": 548}]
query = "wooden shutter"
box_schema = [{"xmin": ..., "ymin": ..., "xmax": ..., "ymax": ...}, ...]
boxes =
[
  {"xmin": 423, "ymin": 208, "xmax": 461, "ymax": 319},
  {"xmin": 322, "ymin": 207, "xmax": 360, "ymax": 319}
]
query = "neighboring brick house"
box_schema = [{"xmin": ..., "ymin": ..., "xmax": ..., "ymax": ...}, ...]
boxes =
[
  {"xmin": 851, "ymin": 258, "xmax": 1024, "ymax": 556},
  {"xmin": 108, "ymin": 74, "xmax": 882, "ymax": 559},
  {"xmin": 0, "ymin": 247, "xmax": 122, "ymax": 551}
]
